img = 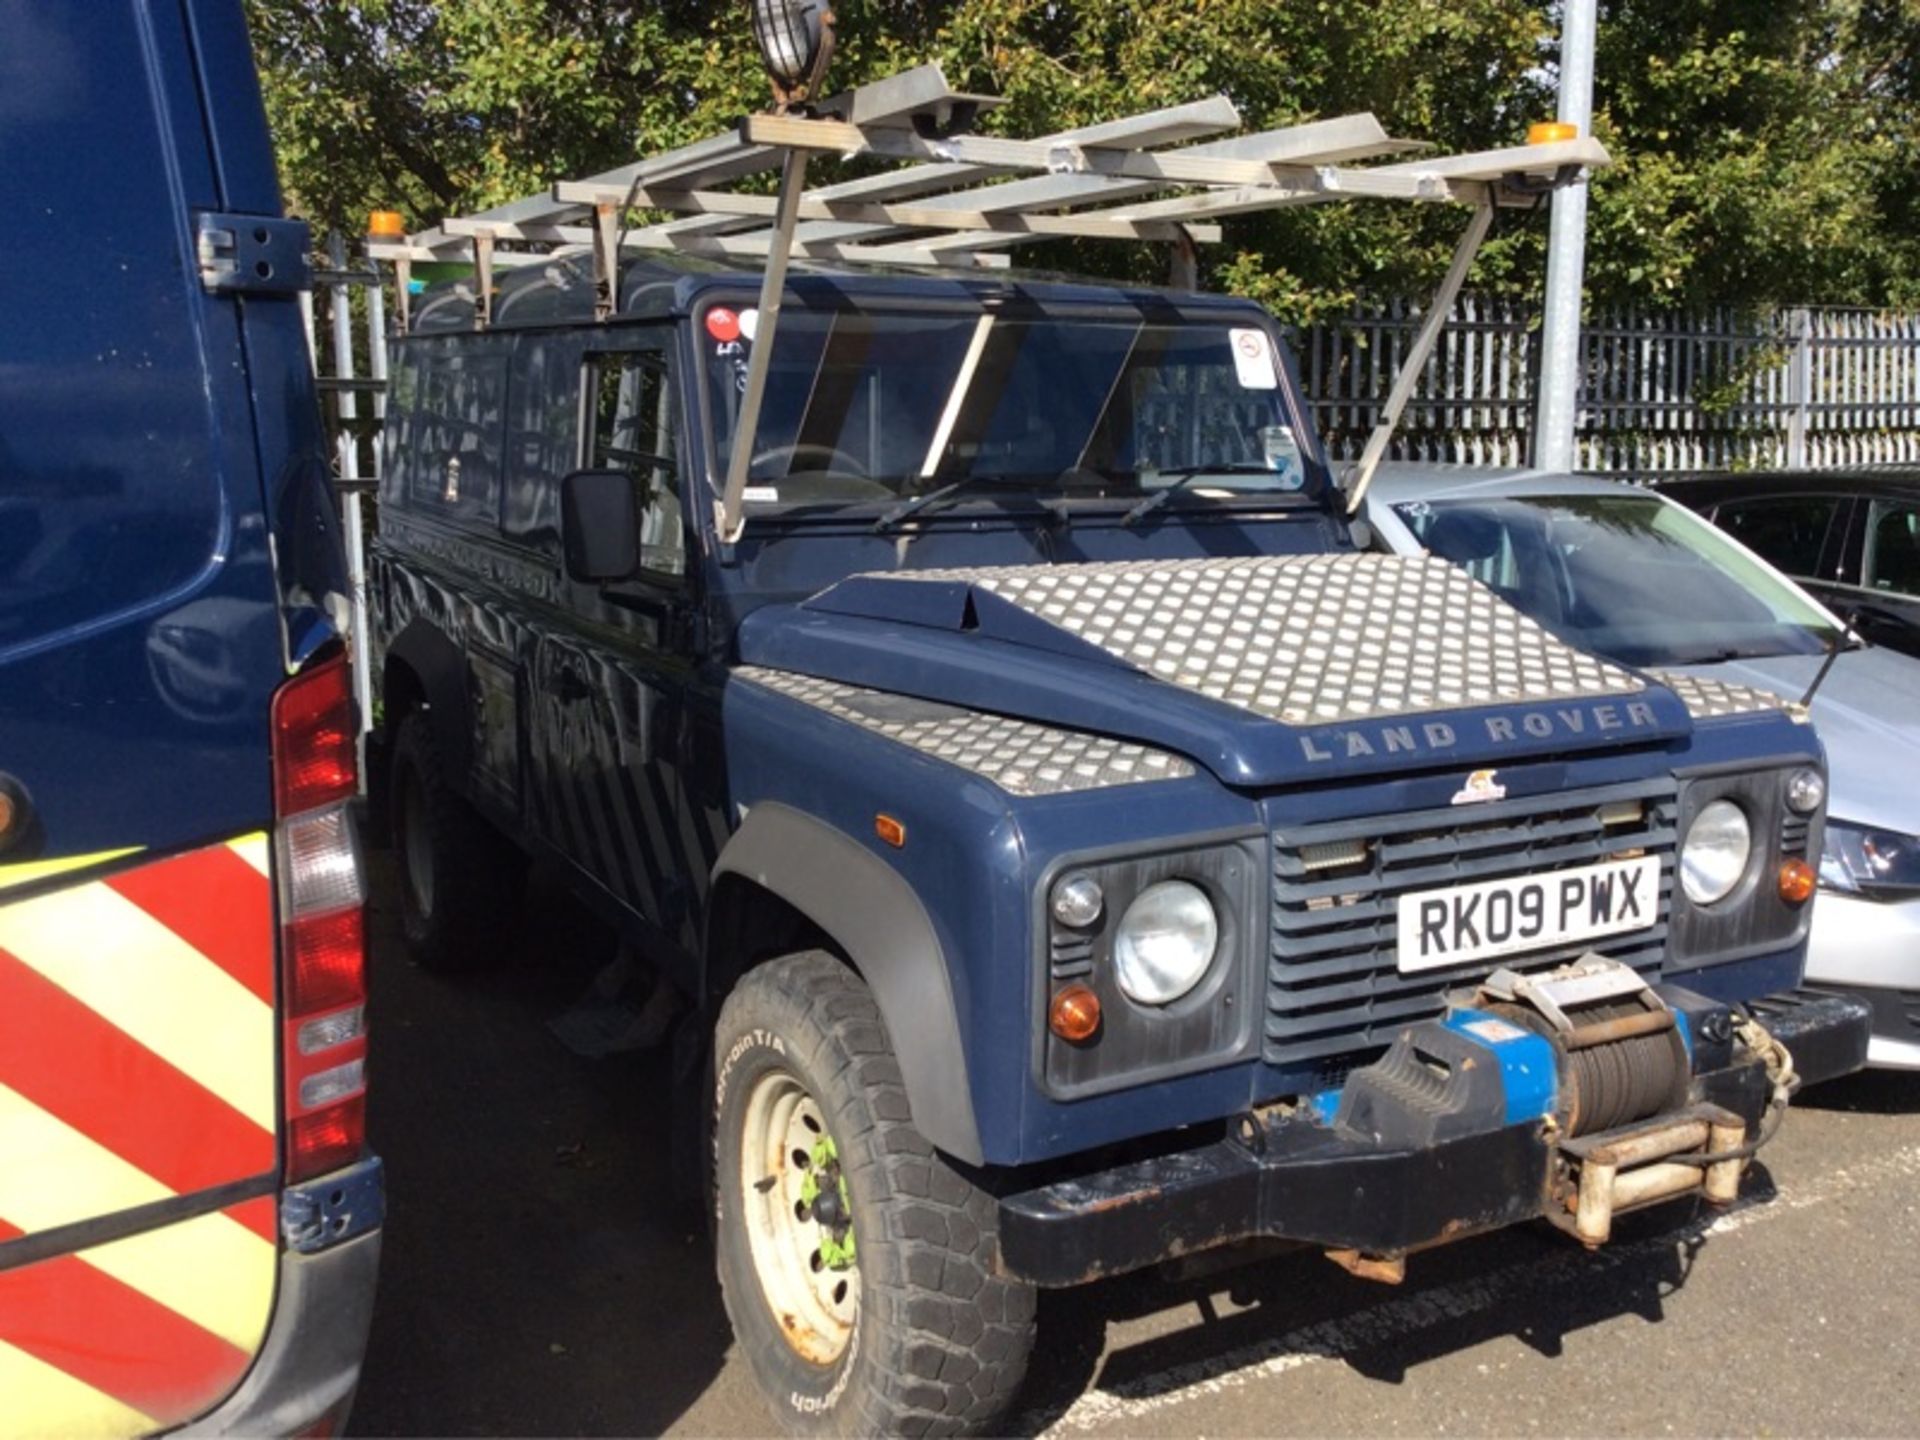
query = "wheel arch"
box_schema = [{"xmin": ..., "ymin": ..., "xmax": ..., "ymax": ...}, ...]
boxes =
[
  {"xmin": 708, "ymin": 803, "xmax": 984, "ymax": 1166},
  {"xmin": 382, "ymin": 618, "xmax": 474, "ymax": 783}
]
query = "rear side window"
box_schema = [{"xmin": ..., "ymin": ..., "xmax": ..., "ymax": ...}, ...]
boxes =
[
  {"xmin": 1864, "ymin": 501, "xmax": 1920, "ymax": 596},
  {"xmin": 407, "ymin": 349, "xmax": 508, "ymax": 521},
  {"xmin": 1713, "ymin": 494, "xmax": 1841, "ymax": 577},
  {"xmin": 503, "ymin": 331, "xmax": 588, "ymax": 549}
]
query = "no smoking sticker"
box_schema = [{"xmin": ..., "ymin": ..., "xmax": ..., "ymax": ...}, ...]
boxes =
[{"xmin": 1229, "ymin": 328, "xmax": 1279, "ymax": 390}]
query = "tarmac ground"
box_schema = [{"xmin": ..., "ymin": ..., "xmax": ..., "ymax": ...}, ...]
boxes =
[{"xmin": 350, "ymin": 859, "xmax": 1920, "ymax": 1438}]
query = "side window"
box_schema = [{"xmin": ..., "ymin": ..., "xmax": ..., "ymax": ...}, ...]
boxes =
[
  {"xmin": 1714, "ymin": 495, "xmax": 1840, "ymax": 577},
  {"xmin": 586, "ymin": 349, "xmax": 684, "ymax": 581},
  {"xmin": 380, "ymin": 355, "xmax": 419, "ymax": 506},
  {"xmin": 1864, "ymin": 501, "xmax": 1920, "ymax": 596},
  {"xmin": 503, "ymin": 331, "xmax": 586, "ymax": 550},
  {"xmin": 410, "ymin": 350, "xmax": 508, "ymax": 521}
]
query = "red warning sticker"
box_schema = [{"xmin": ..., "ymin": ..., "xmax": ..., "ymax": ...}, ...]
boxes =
[{"xmin": 706, "ymin": 307, "xmax": 742, "ymax": 343}]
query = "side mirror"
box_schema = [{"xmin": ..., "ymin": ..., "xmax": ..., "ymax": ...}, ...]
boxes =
[{"xmin": 561, "ymin": 469, "xmax": 639, "ymax": 583}]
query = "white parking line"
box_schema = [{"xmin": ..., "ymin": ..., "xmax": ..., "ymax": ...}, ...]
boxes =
[{"xmin": 1029, "ymin": 1142, "xmax": 1920, "ymax": 1435}]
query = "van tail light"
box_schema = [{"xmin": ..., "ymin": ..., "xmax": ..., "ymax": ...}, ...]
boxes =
[
  {"xmin": 274, "ymin": 650, "xmax": 357, "ymax": 815},
  {"xmin": 271, "ymin": 652, "xmax": 369, "ymax": 1184}
]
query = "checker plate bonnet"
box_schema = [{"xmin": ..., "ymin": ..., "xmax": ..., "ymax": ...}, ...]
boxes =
[
  {"xmin": 820, "ymin": 555, "xmax": 1646, "ymax": 725},
  {"xmin": 736, "ymin": 667, "xmax": 1195, "ymax": 795}
]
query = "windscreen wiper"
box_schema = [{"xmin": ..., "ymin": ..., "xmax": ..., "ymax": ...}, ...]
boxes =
[
  {"xmin": 1119, "ymin": 465, "xmax": 1284, "ymax": 529},
  {"xmin": 872, "ymin": 476, "xmax": 1034, "ymax": 534},
  {"xmin": 1802, "ymin": 603, "xmax": 1867, "ymax": 708}
]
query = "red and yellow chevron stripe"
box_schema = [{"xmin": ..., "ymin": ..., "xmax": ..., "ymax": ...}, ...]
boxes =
[{"xmin": 0, "ymin": 837, "xmax": 280, "ymax": 1439}]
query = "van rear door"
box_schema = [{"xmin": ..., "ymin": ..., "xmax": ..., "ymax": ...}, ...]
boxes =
[{"xmin": 0, "ymin": 1, "xmax": 362, "ymax": 1432}]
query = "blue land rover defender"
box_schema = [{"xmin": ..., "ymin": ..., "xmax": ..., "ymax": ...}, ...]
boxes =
[{"xmin": 371, "ymin": 253, "xmax": 1868, "ymax": 1434}]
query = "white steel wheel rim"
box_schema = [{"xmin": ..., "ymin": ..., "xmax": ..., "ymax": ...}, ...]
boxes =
[
  {"xmin": 738, "ymin": 1068, "xmax": 859, "ymax": 1365},
  {"xmin": 401, "ymin": 772, "xmax": 434, "ymax": 918}
]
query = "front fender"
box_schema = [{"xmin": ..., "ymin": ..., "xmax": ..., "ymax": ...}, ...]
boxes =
[{"xmin": 711, "ymin": 802, "xmax": 983, "ymax": 1166}]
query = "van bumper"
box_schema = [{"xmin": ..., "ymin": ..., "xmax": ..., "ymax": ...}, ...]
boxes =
[
  {"xmin": 998, "ymin": 990, "xmax": 1869, "ymax": 1288},
  {"xmin": 181, "ymin": 1158, "xmax": 384, "ymax": 1437}
]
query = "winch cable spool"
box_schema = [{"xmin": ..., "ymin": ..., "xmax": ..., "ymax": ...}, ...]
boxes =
[
  {"xmin": 1485, "ymin": 995, "xmax": 1690, "ymax": 1139},
  {"xmin": 1564, "ymin": 999, "xmax": 1689, "ymax": 1136}
]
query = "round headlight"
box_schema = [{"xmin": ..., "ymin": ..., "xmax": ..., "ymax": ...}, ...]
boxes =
[
  {"xmin": 1681, "ymin": 800, "xmax": 1753, "ymax": 906},
  {"xmin": 1051, "ymin": 875, "xmax": 1105, "ymax": 929},
  {"xmin": 1113, "ymin": 881, "xmax": 1218, "ymax": 1006},
  {"xmin": 1787, "ymin": 767, "xmax": 1826, "ymax": 816}
]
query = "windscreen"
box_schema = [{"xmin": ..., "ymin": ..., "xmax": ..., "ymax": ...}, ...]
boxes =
[
  {"xmin": 1395, "ymin": 492, "xmax": 1843, "ymax": 667},
  {"xmin": 701, "ymin": 306, "xmax": 1310, "ymax": 510}
]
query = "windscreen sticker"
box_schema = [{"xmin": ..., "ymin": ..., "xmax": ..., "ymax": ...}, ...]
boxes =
[
  {"xmin": 706, "ymin": 307, "xmax": 742, "ymax": 343},
  {"xmin": 739, "ymin": 308, "xmax": 761, "ymax": 342},
  {"xmin": 742, "ymin": 485, "xmax": 780, "ymax": 503},
  {"xmin": 1230, "ymin": 328, "xmax": 1279, "ymax": 390}
]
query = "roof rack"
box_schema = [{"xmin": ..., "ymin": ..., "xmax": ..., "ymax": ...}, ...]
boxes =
[{"xmin": 367, "ymin": 62, "xmax": 1608, "ymax": 537}]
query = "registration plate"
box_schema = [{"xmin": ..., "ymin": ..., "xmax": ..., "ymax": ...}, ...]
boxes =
[{"xmin": 1396, "ymin": 855, "xmax": 1661, "ymax": 974}]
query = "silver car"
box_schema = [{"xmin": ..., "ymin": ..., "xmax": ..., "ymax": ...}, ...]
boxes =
[{"xmin": 1367, "ymin": 466, "xmax": 1920, "ymax": 1069}]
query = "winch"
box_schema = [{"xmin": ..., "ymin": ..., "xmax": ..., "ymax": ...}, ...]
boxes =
[
  {"xmin": 1476, "ymin": 959, "xmax": 1693, "ymax": 1139},
  {"xmin": 1472, "ymin": 958, "xmax": 1790, "ymax": 1247}
]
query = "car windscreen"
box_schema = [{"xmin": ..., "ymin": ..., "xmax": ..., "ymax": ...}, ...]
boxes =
[
  {"xmin": 699, "ymin": 305, "xmax": 1310, "ymax": 513},
  {"xmin": 1394, "ymin": 492, "xmax": 1843, "ymax": 666}
]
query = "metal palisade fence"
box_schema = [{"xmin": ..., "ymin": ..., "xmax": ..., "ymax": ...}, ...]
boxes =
[{"xmin": 1301, "ymin": 297, "xmax": 1920, "ymax": 473}]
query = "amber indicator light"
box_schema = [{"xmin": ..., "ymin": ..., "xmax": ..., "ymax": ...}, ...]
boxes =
[
  {"xmin": 367, "ymin": 210, "xmax": 406, "ymax": 238},
  {"xmin": 1527, "ymin": 120, "xmax": 1580, "ymax": 145},
  {"xmin": 1049, "ymin": 984, "xmax": 1102, "ymax": 1044},
  {"xmin": 1778, "ymin": 858, "xmax": 1817, "ymax": 906},
  {"xmin": 0, "ymin": 790, "xmax": 14, "ymax": 846},
  {"xmin": 874, "ymin": 814, "xmax": 907, "ymax": 848}
]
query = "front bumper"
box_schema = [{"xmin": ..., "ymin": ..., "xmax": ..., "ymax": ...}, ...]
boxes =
[
  {"xmin": 182, "ymin": 1158, "xmax": 384, "ymax": 1436},
  {"xmin": 999, "ymin": 990, "xmax": 1868, "ymax": 1288},
  {"xmin": 1805, "ymin": 889, "xmax": 1920, "ymax": 1068}
]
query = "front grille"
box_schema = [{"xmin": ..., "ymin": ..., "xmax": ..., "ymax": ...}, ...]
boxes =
[{"xmin": 1268, "ymin": 777, "xmax": 1679, "ymax": 1074}]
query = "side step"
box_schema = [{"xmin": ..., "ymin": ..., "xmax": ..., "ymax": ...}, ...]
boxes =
[{"xmin": 1549, "ymin": 1102, "xmax": 1748, "ymax": 1247}]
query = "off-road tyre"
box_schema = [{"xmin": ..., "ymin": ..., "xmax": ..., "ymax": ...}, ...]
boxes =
[
  {"xmin": 389, "ymin": 711, "xmax": 524, "ymax": 973},
  {"xmin": 713, "ymin": 951, "xmax": 1035, "ymax": 1437}
]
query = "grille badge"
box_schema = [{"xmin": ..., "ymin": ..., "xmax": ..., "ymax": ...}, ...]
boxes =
[{"xmin": 1450, "ymin": 769, "xmax": 1508, "ymax": 807}]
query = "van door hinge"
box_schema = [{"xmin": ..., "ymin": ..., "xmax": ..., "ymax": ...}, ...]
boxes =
[{"xmin": 195, "ymin": 212, "xmax": 312, "ymax": 296}]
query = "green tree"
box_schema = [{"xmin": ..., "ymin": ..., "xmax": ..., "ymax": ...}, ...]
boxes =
[
  {"xmin": 1588, "ymin": 0, "xmax": 1919, "ymax": 307},
  {"xmin": 247, "ymin": 1, "xmax": 1920, "ymax": 318}
]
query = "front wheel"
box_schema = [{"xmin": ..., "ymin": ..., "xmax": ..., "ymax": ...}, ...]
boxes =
[{"xmin": 713, "ymin": 952, "xmax": 1034, "ymax": 1436}]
